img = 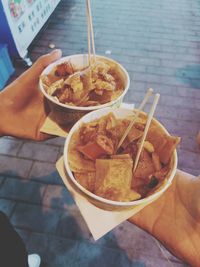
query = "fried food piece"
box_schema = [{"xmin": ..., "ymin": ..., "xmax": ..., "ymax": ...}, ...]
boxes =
[
  {"xmin": 106, "ymin": 119, "xmax": 127, "ymax": 143},
  {"xmin": 111, "ymin": 154, "xmax": 132, "ymax": 159},
  {"xmin": 143, "ymin": 141, "xmax": 154, "ymax": 153},
  {"xmin": 80, "ymin": 122, "xmax": 98, "ymax": 145},
  {"xmin": 152, "ymin": 152, "xmax": 161, "ymax": 171},
  {"xmin": 55, "ymin": 86, "xmax": 73, "ymax": 103},
  {"xmin": 159, "ymin": 136, "xmax": 181, "ymax": 164},
  {"xmin": 134, "ymin": 149, "xmax": 155, "ymax": 180},
  {"xmin": 68, "ymin": 131, "xmax": 95, "ymax": 172},
  {"xmin": 65, "ymin": 74, "xmax": 83, "ymax": 92},
  {"xmin": 147, "ymin": 125, "xmax": 180, "ymax": 164},
  {"xmin": 55, "ymin": 62, "xmax": 74, "ymax": 77},
  {"xmin": 94, "ymin": 79, "xmax": 115, "ymax": 92},
  {"xmin": 96, "ymin": 135, "xmax": 114, "ymax": 154},
  {"xmin": 95, "ymin": 158, "xmax": 141, "ymax": 201},
  {"xmin": 103, "ymin": 73, "xmax": 115, "ymax": 83},
  {"xmin": 152, "ymin": 166, "xmax": 170, "ymax": 180},
  {"xmin": 77, "ymin": 134, "xmax": 114, "ymax": 161},
  {"xmin": 127, "ymin": 127, "xmax": 143, "ymax": 143},
  {"xmin": 122, "ymin": 142, "xmax": 138, "ymax": 158},
  {"xmin": 74, "ymin": 172, "xmax": 96, "ymax": 192},
  {"xmin": 92, "ymin": 61, "xmax": 110, "ymax": 77},
  {"xmin": 80, "ymin": 70, "xmax": 94, "ymax": 91},
  {"xmin": 64, "ymin": 74, "xmax": 86, "ymax": 103},
  {"xmin": 41, "ymin": 73, "xmax": 62, "ymax": 88},
  {"xmin": 105, "ymin": 113, "xmax": 118, "ymax": 130},
  {"xmin": 107, "ymin": 118, "xmax": 143, "ymax": 149},
  {"xmin": 47, "ymin": 79, "xmax": 64, "ymax": 95}
]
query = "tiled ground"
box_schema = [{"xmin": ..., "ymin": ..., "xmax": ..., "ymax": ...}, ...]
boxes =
[{"xmin": 1, "ymin": 0, "xmax": 200, "ymax": 266}]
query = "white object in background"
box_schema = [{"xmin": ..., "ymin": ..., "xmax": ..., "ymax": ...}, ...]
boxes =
[
  {"xmin": 28, "ymin": 254, "xmax": 41, "ymax": 267},
  {"xmin": 105, "ymin": 50, "xmax": 112, "ymax": 55}
]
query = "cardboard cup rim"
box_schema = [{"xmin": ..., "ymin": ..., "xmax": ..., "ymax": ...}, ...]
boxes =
[
  {"xmin": 39, "ymin": 54, "xmax": 130, "ymax": 111},
  {"xmin": 63, "ymin": 107, "xmax": 178, "ymax": 208}
]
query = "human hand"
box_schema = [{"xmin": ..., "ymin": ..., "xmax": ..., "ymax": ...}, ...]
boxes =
[
  {"xmin": 129, "ymin": 170, "xmax": 200, "ymax": 267},
  {"xmin": 0, "ymin": 49, "xmax": 62, "ymax": 140}
]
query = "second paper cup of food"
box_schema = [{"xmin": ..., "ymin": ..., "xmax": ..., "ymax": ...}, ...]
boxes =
[
  {"xmin": 63, "ymin": 107, "xmax": 178, "ymax": 211},
  {"xmin": 39, "ymin": 54, "xmax": 130, "ymax": 125}
]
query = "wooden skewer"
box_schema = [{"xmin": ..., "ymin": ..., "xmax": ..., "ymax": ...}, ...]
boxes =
[
  {"xmin": 116, "ymin": 88, "xmax": 154, "ymax": 151},
  {"xmin": 86, "ymin": 0, "xmax": 91, "ymax": 67},
  {"xmin": 87, "ymin": 17, "xmax": 91, "ymax": 66},
  {"xmin": 65, "ymin": 1, "xmax": 94, "ymax": 82},
  {"xmin": 86, "ymin": 0, "xmax": 96, "ymax": 63},
  {"xmin": 133, "ymin": 93, "xmax": 160, "ymax": 173}
]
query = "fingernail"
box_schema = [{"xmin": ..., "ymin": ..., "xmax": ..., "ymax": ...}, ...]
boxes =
[{"xmin": 50, "ymin": 49, "xmax": 62, "ymax": 56}]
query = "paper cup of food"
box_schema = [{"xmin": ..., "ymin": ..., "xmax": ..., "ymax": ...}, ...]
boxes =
[
  {"xmin": 39, "ymin": 54, "xmax": 130, "ymax": 124},
  {"xmin": 63, "ymin": 107, "xmax": 180, "ymax": 211}
]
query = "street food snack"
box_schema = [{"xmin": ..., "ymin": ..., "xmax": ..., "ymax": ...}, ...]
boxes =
[
  {"xmin": 40, "ymin": 59, "xmax": 125, "ymax": 107},
  {"xmin": 67, "ymin": 112, "xmax": 181, "ymax": 202}
]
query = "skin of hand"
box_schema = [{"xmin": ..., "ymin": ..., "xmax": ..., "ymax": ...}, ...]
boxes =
[
  {"xmin": 197, "ymin": 131, "xmax": 200, "ymax": 148},
  {"xmin": 129, "ymin": 170, "xmax": 200, "ymax": 267},
  {"xmin": 0, "ymin": 49, "xmax": 62, "ymax": 140}
]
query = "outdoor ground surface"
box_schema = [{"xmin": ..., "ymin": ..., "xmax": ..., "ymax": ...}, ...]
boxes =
[{"xmin": 1, "ymin": 0, "xmax": 200, "ymax": 266}]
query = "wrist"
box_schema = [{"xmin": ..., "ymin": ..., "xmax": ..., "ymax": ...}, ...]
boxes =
[{"xmin": 0, "ymin": 84, "xmax": 19, "ymax": 137}]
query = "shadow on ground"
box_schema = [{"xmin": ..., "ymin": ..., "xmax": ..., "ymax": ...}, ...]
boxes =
[
  {"xmin": 176, "ymin": 65, "xmax": 200, "ymax": 89},
  {"xmin": 0, "ymin": 170, "xmax": 146, "ymax": 267}
]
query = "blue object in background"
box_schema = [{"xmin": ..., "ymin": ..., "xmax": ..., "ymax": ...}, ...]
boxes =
[
  {"xmin": 0, "ymin": 1, "xmax": 18, "ymax": 57},
  {"xmin": 0, "ymin": 0, "xmax": 62, "ymax": 59},
  {"xmin": 0, "ymin": 44, "xmax": 15, "ymax": 90}
]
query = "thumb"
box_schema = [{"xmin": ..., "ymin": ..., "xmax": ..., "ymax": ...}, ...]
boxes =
[{"xmin": 30, "ymin": 49, "xmax": 62, "ymax": 76}]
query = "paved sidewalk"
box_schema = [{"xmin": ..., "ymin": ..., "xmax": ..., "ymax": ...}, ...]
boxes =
[{"xmin": 1, "ymin": 0, "xmax": 200, "ymax": 266}]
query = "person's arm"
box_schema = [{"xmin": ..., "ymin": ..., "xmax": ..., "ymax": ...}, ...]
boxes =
[
  {"xmin": 0, "ymin": 49, "xmax": 62, "ymax": 140},
  {"xmin": 129, "ymin": 170, "xmax": 200, "ymax": 267}
]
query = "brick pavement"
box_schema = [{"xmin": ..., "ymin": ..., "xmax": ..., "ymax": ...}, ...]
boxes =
[{"xmin": 1, "ymin": 0, "xmax": 200, "ymax": 266}]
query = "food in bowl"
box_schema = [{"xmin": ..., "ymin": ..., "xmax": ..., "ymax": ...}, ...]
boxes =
[
  {"xmin": 67, "ymin": 112, "xmax": 180, "ymax": 202},
  {"xmin": 40, "ymin": 58, "xmax": 125, "ymax": 107}
]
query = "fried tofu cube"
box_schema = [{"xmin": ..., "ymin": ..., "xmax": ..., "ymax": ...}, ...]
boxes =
[{"xmin": 95, "ymin": 158, "xmax": 141, "ymax": 201}]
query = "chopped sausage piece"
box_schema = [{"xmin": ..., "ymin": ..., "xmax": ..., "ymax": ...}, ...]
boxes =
[
  {"xmin": 55, "ymin": 62, "xmax": 74, "ymax": 77},
  {"xmin": 77, "ymin": 135, "xmax": 114, "ymax": 161}
]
